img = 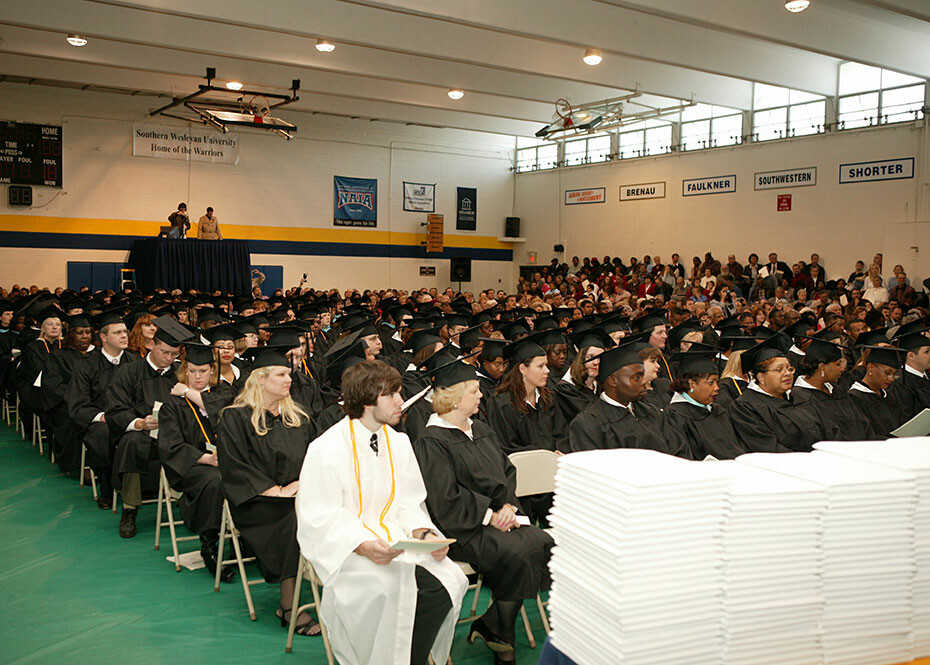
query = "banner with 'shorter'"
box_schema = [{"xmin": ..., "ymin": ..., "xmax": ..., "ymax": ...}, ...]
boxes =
[{"xmin": 334, "ymin": 176, "xmax": 378, "ymax": 227}]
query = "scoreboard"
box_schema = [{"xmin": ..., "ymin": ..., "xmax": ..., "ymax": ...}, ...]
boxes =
[{"xmin": 0, "ymin": 121, "xmax": 63, "ymax": 187}]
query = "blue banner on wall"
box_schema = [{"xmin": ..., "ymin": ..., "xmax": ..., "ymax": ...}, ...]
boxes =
[
  {"xmin": 334, "ymin": 176, "xmax": 377, "ymax": 227},
  {"xmin": 456, "ymin": 187, "xmax": 477, "ymax": 231}
]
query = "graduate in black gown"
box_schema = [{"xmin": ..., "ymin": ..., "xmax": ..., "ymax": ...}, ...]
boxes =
[
  {"xmin": 555, "ymin": 327, "xmax": 612, "ymax": 424},
  {"xmin": 475, "ymin": 338, "xmax": 508, "ymax": 418},
  {"xmin": 630, "ymin": 310, "xmax": 674, "ymax": 391},
  {"xmin": 713, "ymin": 337, "xmax": 755, "ymax": 413},
  {"xmin": 413, "ymin": 359, "xmax": 552, "ymax": 663},
  {"xmin": 43, "ymin": 313, "xmax": 95, "ymax": 473},
  {"xmin": 106, "ymin": 316, "xmax": 192, "ymax": 538},
  {"xmin": 887, "ymin": 331, "xmax": 930, "ymax": 424},
  {"xmin": 567, "ymin": 339, "xmax": 691, "ymax": 458},
  {"xmin": 638, "ymin": 343, "xmax": 673, "ymax": 411},
  {"xmin": 16, "ymin": 305, "xmax": 63, "ymax": 440},
  {"xmin": 66, "ymin": 310, "xmax": 140, "ymax": 509},
  {"xmin": 216, "ymin": 345, "xmax": 320, "ymax": 636},
  {"xmin": 727, "ymin": 336, "xmax": 828, "ymax": 453},
  {"xmin": 846, "ymin": 345, "xmax": 908, "ymax": 438},
  {"xmin": 157, "ymin": 343, "xmax": 235, "ymax": 582},
  {"xmin": 791, "ymin": 336, "xmax": 880, "ymax": 441},
  {"xmin": 664, "ymin": 349, "xmax": 749, "ymax": 460}
]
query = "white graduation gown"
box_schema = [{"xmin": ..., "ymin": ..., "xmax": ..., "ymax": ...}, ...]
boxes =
[{"xmin": 296, "ymin": 416, "xmax": 467, "ymax": 665}]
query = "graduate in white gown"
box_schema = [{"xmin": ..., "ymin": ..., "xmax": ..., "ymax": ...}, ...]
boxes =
[{"xmin": 296, "ymin": 359, "xmax": 467, "ymax": 665}]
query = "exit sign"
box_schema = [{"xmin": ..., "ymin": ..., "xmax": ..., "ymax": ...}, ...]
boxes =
[{"xmin": 777, "ymin": 194, "xmax": 792, "ymax": 212}]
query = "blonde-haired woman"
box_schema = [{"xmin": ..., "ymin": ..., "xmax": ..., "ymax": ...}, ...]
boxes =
[
  {"xmin": 412, "ymin": 360, "xmax": 553, "ymax": 664},
  {"xmin": 713, "ymin": 343, "xmax": 750, "ymax": 413},
  {"xmin": 216, "ymin": 347, "xmax": 320, "ymax": 636}
]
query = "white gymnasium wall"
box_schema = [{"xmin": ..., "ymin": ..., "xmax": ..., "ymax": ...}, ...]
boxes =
[
  {"xmin": 0, "ymin": 83, "xmax": 517, "ymax": 291},
  {"xmin": 515, "ymin": 121, "xmax": 928, "ymax": 286}
]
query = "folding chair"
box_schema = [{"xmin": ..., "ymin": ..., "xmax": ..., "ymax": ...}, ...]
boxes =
[
  {"xmin": 32, "ymin": 413, "xmax": 45, "ymax": 456},
  {"xmin": 15, "ymin": 394, "xmax": 25, "ymax": 439},
  {"xmin": 215, "ymin": 498, "xmax": 264, "ymax": 620},
  {"xmin": 79, "ymin": 444, "xmax": 98, "ymax": 500},
  {"xmin": 154, "ymin": 467, "xmax": 200, "ymax": 571},
  {"xmin": 2, "ymin": 392, "xmax": 10, "ymax": 426},
  {"xmin": 507, "ymin": 449, "xmax": 559, "ymax": 637},
  {"xmin": 284, "ymin": 556, "xmax": 334, "ymax": 663}
]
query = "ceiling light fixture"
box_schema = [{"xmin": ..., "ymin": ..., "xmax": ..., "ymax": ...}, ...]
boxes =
[
  {"xmin": 66, "ymin": 34, "xmax": 88, "ymax": 47},
  {"xmin": 447, "ymin": 89, "xmax": 465, "ymax": 100},
  {"xmin": 315, "ymin": 39, "xmax": 335, "ymax": 52},
  {"xmin": 582, "ymin": 48, "xmax": 602, "ymax": 66},
  {"xmin": 784, "ymin": 0, "xmax": 811, "ymax": 12},
  {"xmin": 225, "ymin": 81, "xmax": 243, "ymax": 91}
]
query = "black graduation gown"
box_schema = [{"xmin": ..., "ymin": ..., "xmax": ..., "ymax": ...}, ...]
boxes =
[
  {"xmin": 379, "ymin": 325, "xmax": 403, "ymax": 356},
  {"xmin": 665, "ymin": 399, "xmax": 748, "ymax": 459},
  {"xmin": 641, "ymin": 385, "xmax": 671, "ymax": 412},
  {"xmin": 42, "ymin": 347, "xmax": 92, "ymax": 473},
  {"xmin": 404, "ymin": 396, "xmax": 433, "ymax": 443},
  {"xmin": 791, "ymin": 384, "xmax": 880, "ymax": 441},
  {"xmin": 475, "ymin": 371, "xmax": 498, "ymax": 421},
  {"xmin": 315, "ymin": 400, "xmax": 346, "ymax": 435},
  {"xmin": 402, "ymin": 368, "xmax": 430, "ymax": 401},
  {"xmin": 847, "ymin": 383, "xmax": 902, "ymax": 438},
  {"xmin": 554, "ymin": 379, "xmax": 597, "ymax": 425},
  {"xmin": 787, "ymin": 348, "xmax": 806, "ymax": 373},
  {"xmin": 714, "ymin": 377, "xmax": 748, "ymax": 414},
  {"xmin": 888, "ymin": 370, "xmax": 930, "ymax": 425},
  {"xmin": 727, "ymin": 388, "xmax": 827, "ymax": 453},
  {"xmin": 656, "ymin": 352, "xmax": 674, "ymax": 384},
  {"xmin": 568, "ymin": 398, "xmax": 692, "ymax": 458},
  {"xmin": 66, "ymin": 349, "xmax": 142, "ymax": 471},
  {"xmin": 290, "ymin": 367, "xmax": 324, "ymax": 416},
  {"xmin": 157, "ymin": 392, "xmax": 228, "ymax": 536},
  {"xmin": 216, "ymin": 406, "xmax": 315, "ymax": 583},
  {"xmin": 105, "ymin": 359, "xmax": 179, "ymax": 485},
  {"xmin": 0, "ymin": 329, "xmax": 19, "ymax": 400},
  {"xmin": 413, "ymin": 421, "xmax": 552, "ymax": 601},
  {"xmin": 485, "ymin": 391, "xmax": 568, "ymax": 455},
  {"xmin": 384, "ymin": 350, "xmax": 413, "ymax": 375},
  {"xmin": 16, "ymin": 337, "xmax": 61, "ymax": 415}
]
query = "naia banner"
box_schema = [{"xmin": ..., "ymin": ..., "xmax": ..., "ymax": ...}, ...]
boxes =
[
  {"xmin": 403, "ymin": 181, "xmax": 436, "ymax": 212},
  {"xmin": 132, "ymin": 123, "xmax": 240, "ymax": 165},
  {"xmin": 334, "ymin": 176, "xmax": 378, "ymax": 227}
]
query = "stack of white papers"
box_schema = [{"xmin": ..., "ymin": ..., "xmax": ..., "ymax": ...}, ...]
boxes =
[
  {"xmin": 716, "ymin": 460, "xmax": 827, "ymax": 665},
  {"xmin": 739, "ymin": 451, "xmax": 918, "ymax": 665},
  {"xmin": 815, "ymin": 438, "xmax": 930, "ymax": 658},
  {"xmin": 547, "ymin": 449, "xmax": 732, "ymax": 665}
]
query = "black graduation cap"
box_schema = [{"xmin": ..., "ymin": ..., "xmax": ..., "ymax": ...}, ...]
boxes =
[
  {"xmin": 473, "ymin": 310, "xmax": 495, "ymax": 326},
  {"xmin": 183, "ymin": 343, "xmax": 217, "ymax": 366},
  {"xmin": 427, "ymin": 358, "xmax": 478, "ymax": 390},
  {"xmin": 553, "ymin": 307, "xmax": 575, "ymax": 321},
  {"xmin": 855, "ymin": 327, "xmax": 891, "ymax": 347},
  {"xmin": 534, "ymin": 314, "xmax": 559, "ymax": 331},
  {"xmin": 198, "ymin": 308, "xmax": 225, "ymax": 325},
  {"xmin": 524, "ymin": 328, "xmax": 566, "ymax": 349},
  {"xmin": 65, "ymin": 312, "xmax": 92, "ymax": 330},
  {"xmin": 670, "ymin": 350, "xmax": 719, "ymax": 376},
  {"xmin": 893, "ymin": 332, "xmax": 930, "ymax": 352},
  {"xmin": 500, "ymin": 320, "xmax": 531, "ymax": 341},
  {"xmin": 895, "ymin": 319, "xmax": 928, "ymax": 338},
  {"xmin": 860, "ymin": 345, "xmax": 907, "ymax": 368},
  {"xmin": 0, "ymin": 299, "xmax": 14, "ymax": 313},
  {"xmin": 784, "ymin": 319, "xmax": 815, "ymax": 339},
  {"xmin": 599, "ymin": 314, "xmax": 631, "ymax": 336},
  {"xmin": 812, "ymin": 327, "xmax": 843, "ymax": 343},
  {"xmin": 34, "ymin": 305, "xmax": 63, "ymax": 325},
  {"xmin": 668, "ymin": 318, "xmax": 704, "ymax": 348},
  {"xmin": 92, "ymin": 306, "xmax": 126, "ymax": 330},
  {"xmin": 503, "ymin": 337, "xmax": 546, "ymax": 366},
  {"xmin": 389, "ymin": 305, "xmax": 414, "ymax": 325},
  {"xmin": 594, "ymin": 339, "xmax": 651, "ymax": 384},
  {"xmin": 444, "ymin": 313, "xmax": 471, "ymax": 328},
  {"xmin": 153, "ymin": 315, "xmax": 196, "ymax": 347},
  {"xmin": 267, "ymin": 325, "xmax": 307, "ymax": 350},
  {"xmin": 339, "ymin": 313, "xmax": 378, "ymax": 337},
  {"xmin": 796, "ymin": 335, "xmax": 845, "ymax": 364},
  {"xmin": 233, "ymin": 295, "xmax": 254, "ymax": 312},
  {"xmin": 714, "ymin": 315, "xmax": 742, "ymax": 331},
  {"xmin": 406, "ymin": 317, "xmax": 435, "ymax": 332},
  {"xmin": 630, "ymin": 310, "xmax": 667, "ymax": 334},
  {"xmin": 405, "ymin": 328, "xmax": 444, "ymax": 354},
  {"xmin": 243, "ymin": 344, "xmax": 292, "ymax": 370},
  {"xmin": 233, "ymin": 318, "xmax": 259, "ymax": 336},
  {"xmin": 740, "ymin": 336, "xmax": 787, "ymax": 375},
  {"xmin": 720, "ymin": 335, "xmax": 757, "ymax": 352},
  {"xmin": 566, "ymin": 326, "xmax": 614, "ymax": 352},
  {"xmin": 478, "ymin": 337, "xmax": 507, "ymax": 361},
  {"xmin": 749, "ymin": 325, "xmax": 778, "ymax": 340},
  {"xmin": 565, "ymin": 316, "xmax": 597, "ymax": 334},
  {"xmin": 458, "ymin": 324, "xmax": 484, "ymax": 352},
  {"xmin": 203, "ymin": 323, "xmax": 241, "ymax": 344}
]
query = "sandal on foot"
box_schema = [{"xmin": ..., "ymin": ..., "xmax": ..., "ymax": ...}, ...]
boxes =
[{"xmin": 276, "ymin": 608, "xmax": 322, "ymax": 636}]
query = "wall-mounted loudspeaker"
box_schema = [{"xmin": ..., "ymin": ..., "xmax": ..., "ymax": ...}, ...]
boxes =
[
  {"xmin": 504, "ymin": 216, "xmax": 521, "ymax": 238},
  {"xmin": 554, "ymin": 244, "xmax": 565, "ymax": 253},
  {"xmin": 450, "ymin": 257, "xmax": 472, "ymax": 282}
]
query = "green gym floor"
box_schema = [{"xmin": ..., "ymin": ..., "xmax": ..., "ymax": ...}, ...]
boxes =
[{"xmin": 0, "ymin": 422, "xmax": 548, "ymax": 665}]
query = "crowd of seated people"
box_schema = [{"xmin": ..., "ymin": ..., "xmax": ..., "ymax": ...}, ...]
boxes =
[{"xmin": 2, "ymin": 246, "xmax": 929, "ymax": 664}]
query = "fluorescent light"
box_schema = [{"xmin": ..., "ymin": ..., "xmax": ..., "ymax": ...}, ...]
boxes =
[
  {"xmin": 582, "ymin": 48, "xmax": 602, "ymax": 66},
  {"xmin": 447, "ymin": 89, "xmax": 465, "ymax": 100},
  {"xmin": 66, "ymin": 34, "xmax": 88, "ymax": 47},
  {"xmin": 225, "ymin": 81, "xmax": 243, "ymax": 91},
  {"xmin": 785, "ymin": 0, "xmax": 811, "ymax": 12},
  {"xmin": 315, "ymin": 39, "xmax": 335, "ymax": 52}
]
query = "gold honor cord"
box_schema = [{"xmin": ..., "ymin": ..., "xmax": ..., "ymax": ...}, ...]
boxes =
[
  {"xmin": 661, "ymin": 353, "xmax": 673, "ymax": 380},
  {"xmin": 301, "ymin": 358, "xmax": 313, "ymax": 379},
  {"xmin": 40, "ymin": 338, "xmax": 61, "ymax": 354},
  {"xmin": 349, "ymin": 420, "xmax": 397, "ymax": 542},
  {"xmin": 732, "ymin": 377, "xmax": 743, "ymax": 395},
  {"xmin": 184, "ymin": 397, "xmax": 212, "ymax": 447}
]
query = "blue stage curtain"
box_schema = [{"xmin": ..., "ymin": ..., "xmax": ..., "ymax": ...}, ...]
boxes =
[{"xmin": 129, "ymin": 239, "xmax": 251, "ymax": 294}]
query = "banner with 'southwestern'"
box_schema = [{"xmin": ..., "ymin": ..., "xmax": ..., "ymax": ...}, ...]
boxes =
[{"xmin": 132, "ymin": 123, "xmax": 239, "ymax": 165}]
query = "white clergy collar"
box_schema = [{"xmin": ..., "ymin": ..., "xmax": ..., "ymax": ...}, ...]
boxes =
[
  {"xmin": 221, "ymin": 363, "xmax": 241, "ymax": 383},
  {"xmin": 102, "ymin": 348, "xmax": 123, "ymax": 364},
  {"xmin": 426, "ymin": 413, "xmax": 474, "ymax": 440},
  {"xmin": 905, "ymin": 364, "xmax": 928, "ymax": 380},
  {"xmin": 789, "ymin": 344, "xmax": 806, "ymax": 356},
  {"xmin": 851, "ymin": 381, "xmax": 885, "ymax": 397},
  {"xmin": 525, "ymin": 388, "xmax": 540, "ymax": 408},
  {"xmin": 146, "ymin": 353, "xmax": 173, "ymax": 375},
  {"xmin": 391, "ymin": 330, "xmax": 403, "ymax": 342},
  {"xmin": 748, "ymin": 380, "xmax": 788, "ymax": 399},
  {"xmin": 600, "ymin": 391, "xmax": 633, "ymax": 414},
  {"xmin": 404, "ymin": 363, "xmax": 417, "ymax": 372},
  {"xmin": 795, "ymin": 376, "xmax": 832, "ymax": 394}
]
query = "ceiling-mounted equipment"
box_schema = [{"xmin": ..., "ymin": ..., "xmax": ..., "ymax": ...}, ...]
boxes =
[
  {"xmin": 534, "ymin": 91, "xmax": 696, "ymax": 141},
  {"xmin": 66, "ymin": 34, "xmax": 88, "ymax": 47},
  {"xmin": 149, "ymin": 68, "xmax": 300, "ymax": 139},
  {"xmin": 784, "ymin": 0, "xmax": 811, "ymax": 12},
  {"xmin": 582, "ymin": 48, "xmax": 602, "ymax": 66},
  {"xmin": 315, "ymin": 39, "xmax": 335, "ymax": 52},
  {"xmin": 447, "ymin": 89, "xmax": 465, "ymax": 100}
]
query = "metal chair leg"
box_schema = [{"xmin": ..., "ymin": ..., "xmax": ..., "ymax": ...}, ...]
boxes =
[{"xmin": 284, "ymin": 557, "xmax": 306, "ymax": 653}]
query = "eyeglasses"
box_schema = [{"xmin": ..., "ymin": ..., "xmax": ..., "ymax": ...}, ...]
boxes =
[{"xmin": 762, "ymin": 365, "xmax": 795, "ymax": 375}]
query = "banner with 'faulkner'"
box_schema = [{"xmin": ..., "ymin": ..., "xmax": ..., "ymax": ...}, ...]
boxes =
[
  {"xmin": 334, "ymin": 176, "xmax": 378, "ymax": 227},
  {"xmin": 132, "ymin": 123, "xmax": 239, "ymax": 165}
]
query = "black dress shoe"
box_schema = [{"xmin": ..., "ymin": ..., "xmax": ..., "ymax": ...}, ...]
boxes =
[
  {"xmin": 201, "ymin": 547, "xmax": 236, "ymax": 583},
  {"xmin": 467, "ymin": 617, "xmax": 513, "ymax": 653},
  {"xmin": 119, "ymin": 507, "xmax": 138, "ymax": 538},
  {"xmin": 97, "ymin": 494, "xmax": 113, "ymax": 511}
]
